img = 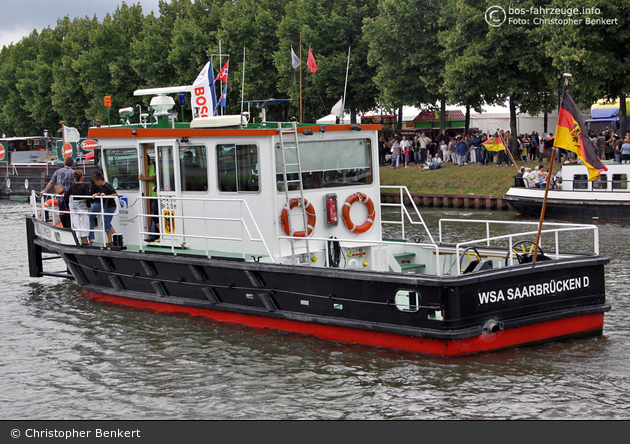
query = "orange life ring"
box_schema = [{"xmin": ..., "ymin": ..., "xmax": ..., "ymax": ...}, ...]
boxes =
[
  {"xmin": 342, "ymin": 192, "xmax": 375, "ymax": 234},
  {"xmin": 280, "ymin": 198, "xmax": 316, "ymax": 237},
  {"xmin": 44, "ymin": 198, "xmax": 59, "ymax": 208},
  {"xmin": 40, "ymin": 198, "xmax": 59, "ymax": 219}
]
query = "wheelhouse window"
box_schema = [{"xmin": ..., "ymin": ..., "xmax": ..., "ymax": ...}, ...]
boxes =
[
  {"xmin": 103, "ymin": 148, "xmax": 139, "ymax": 190},
  {"xmin": 217, "ymin": 144, "xmax": 259, "ymax": 192},
  {"xmin": 180, "ymin": 145, "xmax": 208, "ymax": 192},
  {"xmin": 276, "ymin": 138, "xmax": 373, "ymax": 191}
]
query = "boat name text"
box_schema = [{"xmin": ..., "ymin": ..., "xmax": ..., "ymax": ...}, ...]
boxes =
[{"xmin": 478, "ymin": 276, "xmax": 590, "ymax": 305}]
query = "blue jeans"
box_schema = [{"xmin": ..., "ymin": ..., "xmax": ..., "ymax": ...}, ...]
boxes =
[
  {"xmin": 88, "ymin": 202, "xmax": 101, "ymax": 240},
  {"xmin": 149, "ymin": 199, "xmax": 160, "ymax": 236}
]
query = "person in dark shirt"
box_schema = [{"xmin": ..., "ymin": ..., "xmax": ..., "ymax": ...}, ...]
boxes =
[
  {"xmin": 90, "ymin": 171, "xmax": 118, "ymax": 247},
  {"xmin": 64, "ymin": 169, "xmax": 92, "ymax": 245},
  {"xmin": 53, "ymin": 183, "xmax": 71, "ymax": 229}
]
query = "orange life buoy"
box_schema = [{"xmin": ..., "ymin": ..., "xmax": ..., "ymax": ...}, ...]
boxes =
[
  {"xmin": 44, "ymin": 198, "xmax": 59, "ymax": 208},
  {"xmin": 342, "ymin": 192, "xmax": 375, "ymax": 234},
  {"xmin": 280, "ymin": 198, "xmax": 316, "ymax": 237}
]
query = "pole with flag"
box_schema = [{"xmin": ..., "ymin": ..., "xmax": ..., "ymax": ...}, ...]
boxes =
[
  {"xmin": 342, "ymin": 46, "xmax": 351, "ymax": 124},
  {"xmin": 531, "ymin": 73, "xmax": 609, "ymax": 263}
]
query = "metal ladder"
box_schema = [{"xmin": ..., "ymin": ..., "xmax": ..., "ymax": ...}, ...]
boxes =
[{"xmin": 278, "ymin": 122, "xmax": 311, "ymax": 264}]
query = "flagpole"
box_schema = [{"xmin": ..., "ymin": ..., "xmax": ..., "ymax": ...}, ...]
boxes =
[
  {"xmin": 532, "ymin": 73, "xmax": 572, "ymax": 263},
  {"xmin": 299, "ymin": 32, "xmax": 303, "ymax": 123},
  {"xmin": 219, "ymin": 40, "xmax": 223, "ymax": 116},
  {"xmin": 498, "ymin": 132, "xmax": 519, "ymax": 171},
  {"xmin": 240, "ymin": 46, "xmax": 246, "ymax": 126},
  {"xmin": 342, "ymin": 46, "xmax": 351, "ymax": 124}
]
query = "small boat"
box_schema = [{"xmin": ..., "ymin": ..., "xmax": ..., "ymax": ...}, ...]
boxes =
[
  {"xmin": 505, "ymin": 161, "xmax": 630, "ymax": 221},
  {"xmin": 1, "ymin": 135, "xmax": 99, "ymax": 199},
  {"xmin": 24, "ymin": 84, "xmax": 610, "ymax": 357}
]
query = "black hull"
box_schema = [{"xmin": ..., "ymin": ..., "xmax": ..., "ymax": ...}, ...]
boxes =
[
  {"xmin": 505, "ymin": 195, "xmax": 630, "ymax": 222},
  {"xmin": 26, "ymin": 217, "xmax": 610, "ymax": 356}
]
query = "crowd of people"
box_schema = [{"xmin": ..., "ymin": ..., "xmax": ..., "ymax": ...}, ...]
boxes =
[
  {"xmin": 379, "ymin": 127, "xmax": 630, "ymax": 169},
  {"xmin": 40, "ymin": 157, "xmax": 119, "ymax": 246}
]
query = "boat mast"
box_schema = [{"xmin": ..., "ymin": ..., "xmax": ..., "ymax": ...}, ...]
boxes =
[
  {"xmin": 299, "ymin": 32, "xmax": 302, "ymax": 123},
  {"xmin": 342, "ymin": 46, "xmax": 351, "ymax": 125},
  {"xmin": 533, "ymin": 73, "xmax": 572, "ymax": 263},
  {"xmin": 240, "ymin": 46, "xmax": 246, "ymax": 125}
]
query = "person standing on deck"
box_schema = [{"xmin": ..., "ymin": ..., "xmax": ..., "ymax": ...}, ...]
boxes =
[
  {"xmin": 139, "ymin": 156, "xmax": 160, "ymax": 242},
  {"xmin": 64, "ymin": 169, "xmax": 92, "ymax": 245},
  {"xmin": 91, "ymin": 172, "xmax": 118, "ymax": 247},
  {"xmin": 41, "ymin": 157, "xmax": 75, "ymax": 196}
]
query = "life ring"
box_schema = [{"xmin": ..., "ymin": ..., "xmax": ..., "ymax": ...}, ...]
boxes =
[
  {"xmin": 41, "ymin": 198, "xmax": 60, "ymax": 223},
  {"xmin": 280, "ymin": 198, "xmax": 316, "ymax": 237},
  {"xmin": 342, "ymin": 192, "xmax": 375, "ymax": 234}
]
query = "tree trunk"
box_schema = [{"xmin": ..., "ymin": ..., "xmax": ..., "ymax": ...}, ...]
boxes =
[
  {"xmin": 543, "ymin": 111, "xmax": 548, "ymax": 133},
  {"xmin": 620, "ymin": 92, "xmax": 627, "ymax": 137},
  {"xmin": 440, "ymin": 97, "xmax": 446, "ymax": 133},
  {"xmin": 465, "ymin": 105, "xmax": 470, "ymax": 134},
  {"xmin": 397, "ymin": 105, "xmax": 403, "ymax": 130},
  {"xmin": 509, "ymin": 96, "xmax": 517, "ymax": 139},
  {"xmin": 350, "ymin": 108, "xmax": 357, "ymax": 124}
]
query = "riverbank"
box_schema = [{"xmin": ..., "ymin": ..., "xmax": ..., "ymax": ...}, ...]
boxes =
[{"xmin": 379, "ymin": 160, "xmax": 554, "ymax": 195}]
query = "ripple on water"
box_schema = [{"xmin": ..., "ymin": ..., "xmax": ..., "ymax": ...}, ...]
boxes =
[{"xmin": 2, "ymin": 202, "xmax": 630, "ymax": 419}]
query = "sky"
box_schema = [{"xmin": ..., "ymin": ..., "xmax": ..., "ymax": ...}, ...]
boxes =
[{"xmin": 0, "ymin": 0, "xmax": 160, "ymax": 49}]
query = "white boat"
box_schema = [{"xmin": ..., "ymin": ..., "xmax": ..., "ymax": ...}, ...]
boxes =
[{"xmin": 505, "ymin": 161, "xmax": 630, "ymax": 221}]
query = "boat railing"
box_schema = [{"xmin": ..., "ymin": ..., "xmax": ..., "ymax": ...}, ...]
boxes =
[
  {"xmin": 379, "ymin": 185, "xmax": 435, "ymax": 244},
  {"xmin": 438, "ymin": 219, "xmax": 599, "ymax": 275},
  {"xmin": 31, "ymin": 190, "xmax": 120, "ymax": 244},
  {"xmin": 137, "ymin": 196, "xmax": 275, "ymax": 262},
  {"xmin": 278, "ymin": 235, "xmax": 442, "ymax": 275},
  {"xmin": 517, "ymin": 177, "xmax": 630, "ymax": 191}
]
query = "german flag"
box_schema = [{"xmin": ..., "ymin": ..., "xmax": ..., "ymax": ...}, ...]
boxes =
[
  {"xmin": 482, "ymin": 131, "xmax": 504, "ymax": 152},
  {"xmin": 555, "ymin": 91, "xmax": 607, "ymax": 180}
]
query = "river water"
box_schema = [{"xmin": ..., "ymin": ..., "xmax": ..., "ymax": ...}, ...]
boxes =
[{"xmin": 2, "ymin": 200, "xmax": 630, "ymax": 420}]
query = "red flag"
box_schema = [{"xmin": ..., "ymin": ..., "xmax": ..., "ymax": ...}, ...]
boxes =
[
  {"xmin": 214, "ymin": 60, "xmax": 229, "ymax": 83},
  {"xmin": 307, "ymin": 48, "xmax": 317, "ymax": 74}
]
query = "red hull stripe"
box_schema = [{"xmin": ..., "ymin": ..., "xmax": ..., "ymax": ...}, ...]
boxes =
[{"xmin": 83, "ymin": 290, "xmax": 604, "ymax": 357}]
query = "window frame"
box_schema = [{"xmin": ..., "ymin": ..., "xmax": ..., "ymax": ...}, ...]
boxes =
[
  {"xmin": 275, "ymin": 138, "xmax": 374, "ymax": 193},
  {"xmin": 179, "ymin": 144, "xmax": 209, "ymax": 193},
  {"xmin": 102, "ymin": 147, "xmax": 140, "ymax": 192},
  {"xmin": 216, "ymin": 142, "xmax": 261, "ymax": 194}
]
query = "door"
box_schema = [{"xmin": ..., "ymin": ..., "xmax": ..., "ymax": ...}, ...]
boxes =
[{"xmin": 154, "ymin": 142, "xmax": 184, "ymax": 246}]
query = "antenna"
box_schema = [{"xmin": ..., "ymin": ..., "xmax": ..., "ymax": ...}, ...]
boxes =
[{"xmin": 342, "ymin": 46, "xmax": 351, "ymax": 124}]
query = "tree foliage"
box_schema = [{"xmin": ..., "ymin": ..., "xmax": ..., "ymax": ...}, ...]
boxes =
[{"xmin": 0, "ymin": 0, "xmax": 625, "ymax": 137}]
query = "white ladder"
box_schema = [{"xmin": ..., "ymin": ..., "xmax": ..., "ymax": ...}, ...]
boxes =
[{"xmin": 278, "ymin": 122, "xmax": 311, "ymax": 264}]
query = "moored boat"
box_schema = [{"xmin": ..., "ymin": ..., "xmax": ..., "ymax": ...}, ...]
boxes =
[
  {"xmin": 24, "ymin": 84, "xmax": 610, "ymax": 357},
  {"xmin": 1, "ymin": 135, "xmax": 99, "ymax": 199},
  {"xmin": 505, "ymin": 161, "xmax": 630, "ymax": 221}
]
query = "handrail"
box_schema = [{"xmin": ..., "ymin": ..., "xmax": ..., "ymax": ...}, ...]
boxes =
[
  {"xmin": 32, "ymin": 190, "xmax": 120, "ymax": 245},
  {"xmin": 437, "ymin": 219, "xmax": 599, "ymax": 275},
  {"xmin": 278, "ymin": 235, "xmax": 442, "ymax": 275},
  {"xmin": 137, "ymin": 196, "xmax": 275, "ymax": 262},
  {"xmin": 380, "ymin": 185, "xmax": 435, "ymax": 244}
]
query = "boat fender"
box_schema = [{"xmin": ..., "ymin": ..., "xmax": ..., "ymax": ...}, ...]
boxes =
[
  {"xmin": 342, "ymin": 192, "xmax": 375, "ymax": 234},
  {"xmin": 280, "ymin": 198, "xmax": 316, "ymax": 238},
  {"xmin": 483, "ymin": 319, "xmax": 504, "ymax": 334}
]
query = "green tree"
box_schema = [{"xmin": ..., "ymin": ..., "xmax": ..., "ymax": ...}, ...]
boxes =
[
  {"xmin": 544, "ymin": 0, "xmax": 630, "ymax": 135},
  {"xmin": 276, "ymin": 0, "xmax": 379, "ymax": 123},
  {"xmin": 365, "ymin": 0, "xmax": 448, "ymax": 130}
]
